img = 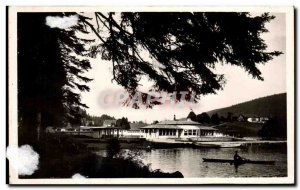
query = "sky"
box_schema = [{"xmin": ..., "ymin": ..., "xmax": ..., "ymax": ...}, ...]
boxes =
[{"xmin": 80, "ymin": 12, "xmax": 286, "ymax": 123}]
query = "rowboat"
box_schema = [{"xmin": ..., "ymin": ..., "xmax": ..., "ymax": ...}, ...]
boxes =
[
  {"xmin": 219, "ymin": 143, "xmax": 242, "ymax": 148},
  {"xmin": 202, "ymin": 158, "xmax": 275, "ymax": 165},
  {"xmin": 194, "ymin": 143, "xmax": 220, "ymax": 148},
  {"xmin": 193, "ymin": 142, "xmax": 242, "ymax": 148}
]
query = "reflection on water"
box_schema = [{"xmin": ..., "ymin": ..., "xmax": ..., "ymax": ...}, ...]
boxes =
[{"xmin": 140, "ymin": 144, "xmax": 287, "ymax": 177}]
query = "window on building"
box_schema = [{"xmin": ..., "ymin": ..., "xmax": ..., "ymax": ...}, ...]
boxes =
[
  {"xmin": 188, "ymin": 130, "xmax": 192, "ymax": 136},
  {"xmin": 184, "ymin": 130, "xmax": 188, "ymax": 135},
  {"xmin": 193, "ymin": 130, "xmax": 196, "ymax": 136},
  {"xmin": 159, "ymin": 129, "xmax": 162, "ymax": 136}
]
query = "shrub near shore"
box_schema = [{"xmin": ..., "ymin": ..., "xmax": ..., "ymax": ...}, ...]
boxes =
[{"xmin": 23, "ymin": 134, "xmax": 184, "ymax": 178}]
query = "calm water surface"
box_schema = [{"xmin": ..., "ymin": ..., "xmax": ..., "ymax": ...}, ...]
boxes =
[{"xmin": 140, "ymin": 144, "xmax": 287, "ymax": 177}]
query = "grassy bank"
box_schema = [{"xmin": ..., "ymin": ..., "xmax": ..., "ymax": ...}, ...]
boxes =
[
  {"xmin": 23, "ymin": 134, "xmax": 183, "ymax": 178},
  {"xmin": 29, "ymin": 152, "xmax": 183, "ymax": 178},
  {"xmin": 214, "ymin": 122, "xmax": 263, "ymax": 137}
]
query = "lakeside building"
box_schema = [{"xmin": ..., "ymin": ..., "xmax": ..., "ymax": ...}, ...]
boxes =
[
  {"xmin": 76, "ymin": 120, "xmax": 146, "ymax": 138},
  {"xmin": 237, "ymin": 114, "xmax": 246, "ymax": 122},
  {"xmin": 52, "ymin": 119, "xmax": 225, "ymax": 141},
  {"xmin": 77, "ymin": 119, "xmax": 119, "ymax": 138},
  {"xmin": 247, "ymin": 116, "xmax": 269, "ymax": 123},
  {"xmin": 123, "ymin": 122, "xmax": 147, "ymax": 138},
  {"xmin": 53, "ymin": 119, "xmax": 121, "ymax": 138},
  {"xmin": 140, "ymin": 119, "xmax": 218, "ymax": 140}
]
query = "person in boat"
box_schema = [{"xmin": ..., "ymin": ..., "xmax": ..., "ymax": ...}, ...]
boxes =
[
  {"xmin": 233, "ymin": 151, "xmax": 245, "ymax": 173},
  {"xmin": 234, "ymin": 151, "xmax": 243, "ymax": 163}
]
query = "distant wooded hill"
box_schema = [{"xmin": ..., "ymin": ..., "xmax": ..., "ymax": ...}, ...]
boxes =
[
  {"xmin": 208, "ymin": 93, "xmax": 287, "ymax": 122},
  {"xmin": 207, "ymin": 93, "xmax": 287, "ymax": 138}
]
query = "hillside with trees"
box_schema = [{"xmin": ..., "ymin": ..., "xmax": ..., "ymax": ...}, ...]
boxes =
[
  {"xmin": 207, "ymin": 93, "xmax": 286, "ymax": 123},
  {"xmin": 207, "ymin": 93, "xmax": 287, "ymax": 138},
  {"xmin": 184, "ymin": 93, "xmax": 287, "ymax": 138}
]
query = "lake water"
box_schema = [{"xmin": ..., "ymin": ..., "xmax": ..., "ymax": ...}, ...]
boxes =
[{"xmin": 140, "ymin": 143, "xmax": 287, "ymax": 177}]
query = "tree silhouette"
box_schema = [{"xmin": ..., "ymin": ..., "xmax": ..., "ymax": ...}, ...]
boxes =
[
  {"xmin": 106, "ymin": 138, "xmax": 121, "ymax": 159},
  {"xmin": 18, "ymin": 13, "xmax": 93, "ymax": 145},
  {"xmin": 187, "ymin": 110, "xmax": 197, "ymax": 121},
  {"xmin": 227, "ymin": 112, "xmax": 233, "ymax": 122},
  {"xmin": 258, "ymin": 118, "xmax": 286, "ymax": 139},
  {"xmin": 116, "ymin": 117, "xmax": 130, "ymax": 130},
  {"xmin": 79, "ymin": 12, "xmax": 281, "ymax": 107},
  {"xmin": 17, "ymin": 12, "xmax": 282, "ymax": 145},
  {"xmin": 211, "ymin": 113, "xmax": 220, "ymax": 124},
  {"xmin": 152, "ymin": 120, "xmax": 159, "ymax": 124},
  {"xmin": 196, "ymin": 112, "xmax": 211, "ymax": 124}
]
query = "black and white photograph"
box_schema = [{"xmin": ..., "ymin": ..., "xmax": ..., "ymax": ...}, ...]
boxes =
[{"xmin": 7, "ymin": 6, "xmax": 294, "ymax": 184}]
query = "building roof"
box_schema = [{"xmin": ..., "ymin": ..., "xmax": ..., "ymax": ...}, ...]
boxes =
[
  {"xmin": 178, "ymin": 125, "xmax": 200, "ymax": 130},
  {"xmin": 157, "ymin": 119, "xmax": 202, "ymax": 125},
  {"xmin": 141, "ymin": 125, "xmax": 182, "ymax": 130},
  {"xmin": 141, "ymin": 119, "xmax": 217, "ymax": 131},
  {"xmin": 80, "ymin": 125, "xmax": 121, "ymax": 129},
  {"xmin": 141, "ymin": 124, "xmax": 217, "ymax": 131},
  {"xmin": 197, "ymin": 126, "xmax": 218, "ymax": 130}
]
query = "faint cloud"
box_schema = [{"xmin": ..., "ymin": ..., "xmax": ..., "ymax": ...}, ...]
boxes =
[
  {"xmin": 6, "ymin": 145, "xmax": 39, "ymax": 176},
  {"xmin": 46, "ymin": 15, "xmax": 79, "ymax": 29}
]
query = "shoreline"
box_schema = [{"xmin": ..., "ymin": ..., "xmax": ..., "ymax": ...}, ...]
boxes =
[{"xmin": 72, "ymin": 136, "xmax": 287, "ymax": 151}]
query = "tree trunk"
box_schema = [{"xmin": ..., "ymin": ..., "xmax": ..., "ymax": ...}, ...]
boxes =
[{"xmin": 37, "ymin": 112, "xmax": 42, "ymax": 142}]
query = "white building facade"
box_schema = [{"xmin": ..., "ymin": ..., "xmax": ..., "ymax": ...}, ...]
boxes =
[{"xmin": 141, "ymin": 120, "xmax": 218, "ymax": 140}]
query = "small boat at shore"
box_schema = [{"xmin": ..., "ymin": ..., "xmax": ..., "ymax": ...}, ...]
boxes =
[
  {"xmin": 193, "ymin": 142, "xmax": 242, "ymax": 148},
  {"xmin": 202, "ymin": 158, "xmax": 275, "ymax": 165},
  {"xmin": 194, "ymin": 143, "xmax": 220, "ymax": 148},
  {"xmin": 219, "ymin": 143, "xmax": 242, "ymax": 148}
]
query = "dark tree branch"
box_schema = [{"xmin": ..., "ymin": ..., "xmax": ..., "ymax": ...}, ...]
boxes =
[{"xmin": 78, "ymin": 15, "xmax": 106, "ymax": 44}]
